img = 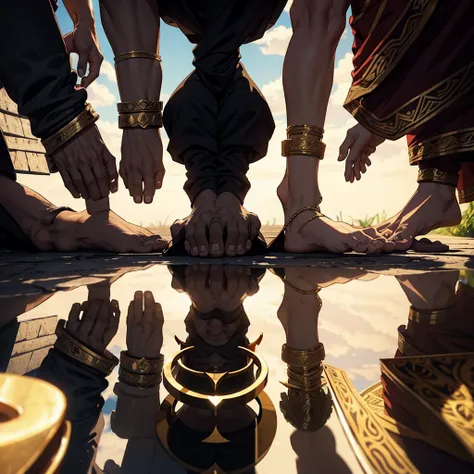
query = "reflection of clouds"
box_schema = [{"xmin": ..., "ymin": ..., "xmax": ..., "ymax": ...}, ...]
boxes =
[{"xmin": 16, "ymin": 266, "xmax": 411, "ymax": 467}]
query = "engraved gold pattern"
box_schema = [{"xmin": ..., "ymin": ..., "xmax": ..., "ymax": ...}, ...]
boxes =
[
  {"xmin": 417, "ymin": 168, "xmax": 459, "ymax": 187},
  {"xmin": 281, "ymin": 343, "xmax": 325, "ymax": 367},
  {"xmin": 118, "ymin": 366, "xmax": 162, "ymax": 389},
  {"xmin": 408, "ymin": 305, "xmax": 455, "ymax": 324},
  {"xmin": 54, "ymin": 320, "xmax": 118, "ymax": 375},
  {"xmin": 381, "ymin": 354, "xmax": 474, "ymax": 458},
  {"xmin": 397, "ymin": 330, "xmax": 422, "ymax": 356},
  {"xmin": 117, "ymin": 100, "xmax": 163, "ymax": 114},
  {"xmin": 287, "ymin": 124, "xmax": 324, "ymax": 140},
  {"xmin": 118, "ymin": 111, "xmax": 163, "ymax": 129},
  {"xmin": 114, "ymin": 51, "xmax": 162, "ymax": 64},
  {"xmin": 120, "ymin": 351, "xmax": 164, "ymax": 374},
  {"xmin": 458, "ymin": 187, "xmax": 474, "ymax": 204},
  {"xmin": 408, "ymin": 128, "xmax": 474, "ymax": 164},
  {"xmin": 281, "ymin": 136, "xmax": 326, "ymax": 159},
  {"xmin": 324, "ymin": 364, "xmax": 419, "ymax": 474},
  {"xmin": 345, "ymin": 0, "xmax": 437, "ymax": 105},
  {"xmin": 347, "ymin": 61, "xmax": 474, "ymax": 139},
  {"xmin": 42, "ymin": 104, "xmax": 99, "ymax": 156}
]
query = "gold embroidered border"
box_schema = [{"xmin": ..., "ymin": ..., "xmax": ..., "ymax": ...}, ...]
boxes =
[
  {"xmin": 345, "ymin": 0, "xmax": 437, "ymax": 105},
  {"xmin": 409, "ymin": 128, "xmax": 474, "ymax": 164},
  {"xmin": 347, "ymin": 61, "xmax": 474, "ymax": 140},
  {"xmin": 381, "ymin": 353, "xmax": 474, "ymax": 458},
  {"xmin": 459, "ymin": 186, "xmax": 474, "ymax": 204},
  {"xmin": 324, "ymin": 364, "xmax": 419, "ymax": 474}
]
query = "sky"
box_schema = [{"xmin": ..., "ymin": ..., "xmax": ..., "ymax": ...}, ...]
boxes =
[{"xmin": 18, "ymin": 0, "xmax": 426, "ymax": 227}]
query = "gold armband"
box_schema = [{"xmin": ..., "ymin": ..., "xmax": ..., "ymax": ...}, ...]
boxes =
[
  {"xmin": 114, "ymin": 51, "xmax": 162, "ymax": 64},
  {"xmin": 118, "ymin": 366, "xmax": 162, "ymax": 390},
  {"xmin": 282, "ymin": 124, "xmax": 326, "ymax": 159},
  {"xmin": 408, "ymin": 305, "xmax": 455, "ymax": 324},
  {"xmin": 287, "ymin": 124, "xmax": 324, "ymax": 140},
  {"xmin": 120, "ymin": 351, "xmax": 164, "ymax": 374},
  {"xmin": 54, "ymin": 320, "xmax": 118, "ymax": 375},
  {"xmin": 42, "ymin": 104, "xmax": 99, "ymax": 156},
  {"xmin": 281, "ymin": 343, "xmax": 326, "ymax": 367},
  {"xmin": 118, "ymin": 111, "xmax": 163, "ymax": 129},
  {"xmin": 117, "ymin": 100, "xmax": 163, "ymax": 114}
]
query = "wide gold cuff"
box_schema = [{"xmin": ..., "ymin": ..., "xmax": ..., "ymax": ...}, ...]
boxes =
[
  {"xmin": 118, "ymin": 111, "xmax": 163, "ymax": 129},
  {"xmin": 417, "ymin": 168, "xmax": 459, "ymax": 187},
  {"xmin": 408, "ymin": 305, "xmax": 455, "ymax": 324},
  {"xmin": 281, "ymin": 137, "xmax": 326, "ymax": 159},
  {"xmin": 42, "ymin": 104, "xmax": 99, "ymax": 156},
  {"xmin": 120, "ymin": 351, "xmax": 164, "ymax": 374},
  {"xmin": 117, "ymin": 100, "xmax": 163, "ymax": 114},
  {"xmin": 281, "ymin": 343, "xmax": 325, "ymax": 367},
  {"xmin": 118, "ymin": 366, "xmax": 162, "ymax": 390},
  {"xmin": 54, "ymin": 320, "xmax": 118, "ymax": 375},
  {"xmin": 114, "ymin": 51, "xmax": 162, "ymax": 64}
]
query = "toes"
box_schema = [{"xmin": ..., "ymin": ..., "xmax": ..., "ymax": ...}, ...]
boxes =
[
  {"xmin": 209, "ymin": 219, "xmax": 224, "ymax": 257},
  {"xmin": 195, "ymin": 220, "xmax": 208, "ymax": 257},
  {"xmin": 225, "ymin": 221, "xmax": 238, "ymax": 257}
]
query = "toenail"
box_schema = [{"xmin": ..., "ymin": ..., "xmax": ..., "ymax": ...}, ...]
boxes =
[
  {"xmin": 212, "ymin": 243, "xmax": 220, "ymax": 251},
  {"xmin": 228, "ymin": 245, "xmax": 235, "ymax": 252},
  {"xmin": 193, "ymin": 247, "xmax": 198, "ymax": 253},
  {"xmin": 200, "ymin": 245, "xmax": 206, "ymax": 252},
  {"xmin": 145, "ymin": 196, "xmax": 152, "ymax": 204},
  {"xmin": 237, "ymin": 245, "xmax": 243, "ymax": 252}
]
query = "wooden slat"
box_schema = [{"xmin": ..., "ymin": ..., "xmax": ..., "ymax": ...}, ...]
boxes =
[
  {"xmin": 10, "ymin": 150, "xmax": 29, "ymax": 171},
  {"xmin": 26, "ymin": 152, "xmax": 49, "ymax": 174},
  {"xmin": 0, "ymin": 88, "xmax": 18, "ymax": 114},
  {"xmin": 4, "ymin": 134, "xmax": 46, "ymax": 153}
]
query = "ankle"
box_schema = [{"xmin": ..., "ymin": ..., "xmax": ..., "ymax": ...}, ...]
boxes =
[
  {"xmin": 417, "ymin": 182, "xmax": 457, "ymax": 202},
  {"xmin": 193, "ymin": 190, "xmax": 217, "ymax": 208}
]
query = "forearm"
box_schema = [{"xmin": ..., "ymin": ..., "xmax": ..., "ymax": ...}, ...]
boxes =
[
  {"xmin": 99, "ymin": 0, "xmax": 162, "ymax": 101},
  {"xmin": 0, "ymin": 0, "xmax": 86, "ymax": 139},
  {"xmin": 283, "ymin": 0, "xmax": 349, "ymax": 126},
  {"xmin": 62, "ymin": 0, "xmax": 96, "ymax": 26}
]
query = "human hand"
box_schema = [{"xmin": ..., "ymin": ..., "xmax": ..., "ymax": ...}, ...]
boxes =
[
  {"xmin": 126, "ymin": 291, "xmax": 164, "ymax": 358},
  {"xmin": 63, "ymin": 21, "xmax": 103, "ymax": 88},
  {"xmin": 51, "ymin": 125, "xmax": 118, "ymax": 200},
  {"xmin": 65, "ymin": 298, "xmax": 120, "ymax": 355},
  {"xmin": 120, "ymin": 129, "xmax": 165, "ymax": 204},
  {"xmin": 338, "ymin": 124, "xmax": 385, "ymax": 183}
]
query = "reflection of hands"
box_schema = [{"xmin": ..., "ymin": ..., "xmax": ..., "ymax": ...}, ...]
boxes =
[
  {"xmin": 126, "ymin": 291, "xmax": 164, "ymax": 358},
  {"xmin": 172, "ymin": 265, "xmax": 261, "ymax": 312},
  {"xmin": 65, "ymin": 299, "xmax": 120, "ymax": 354}
]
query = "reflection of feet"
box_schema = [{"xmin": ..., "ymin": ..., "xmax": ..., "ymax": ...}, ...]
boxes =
[
  {"xmin": 277, "ymin": 176, "xmax": 388, "ymax": 254},
  {"xmin": 0, "ymin": 178, "xmax": 165, "ymax": 252},
  {"xmin": 171, "ymin": 191, "xmax": 261, "ymax": 257},
  {"xmin": 367, "ymin": 183, "xmax": 461, "ymax": 251}
]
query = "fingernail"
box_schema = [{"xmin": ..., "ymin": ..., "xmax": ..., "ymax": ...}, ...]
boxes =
[
  {"xmin": 200, "ymin": 245, "xmax": 206, "ymax": 252},
  {"xmin": 144, "ymin": 196, "xmax": 152, "ymax": 204},
  {"xmin": 212, "ymin": 243, "xmax": 220, "ymax": 251}
]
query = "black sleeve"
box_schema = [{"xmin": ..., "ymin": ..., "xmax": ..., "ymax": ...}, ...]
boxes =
[{"xmin": 0, "ymin": 0, "xmax": 87, "ymax": 139}]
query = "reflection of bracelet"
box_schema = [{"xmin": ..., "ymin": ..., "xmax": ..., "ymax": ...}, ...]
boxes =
[
  {"xmin": 281, "ymin": 343, "xmax": 325, "ymax": 367},
  {"xmin": 118, "ymin": 366, "xmax": 162, "ymax": 390},
  {"xmin": 54, "ymin": 320, "xmax": 118, "ymax": 375},
  {"xmin": 117, "ymin": 100, "xmax": 163, "ymax": 114},
  {"xmin": 42, "ymin": 104, "xmax": 99, "ymax": 156},
  {"xmin": 120, "ymin": 351, "xmax": 164, "ymax": 374},
  {"xmin": 118, "ymin": 111, "xmax": 163, "ymax": 129}
]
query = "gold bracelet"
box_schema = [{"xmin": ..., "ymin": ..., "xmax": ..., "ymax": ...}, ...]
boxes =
[
  {"xmin": 118, "ymin": 366, "xmax": 162, "ymax": 390},
  {"xmin": 114, "ymin": 51, "xmax": 162, "ymax": 64},
  {"xmin": 281, "ymin": 343, "xmax": 325, "ymax": 367},
  {"xmin": 408, "ymin": 305, "xmax": 455, "ymax": 324},
  {"xmin": 117, "ymin": 100, "xmax": 163, "ymax": 114},
  {"xmin": 287, "ymin": 124, "xmax": 324, "ymax": 140},
  {"xmin": 417, "ymin": 168, "xmax": 459, "ymax": 187},
  {"xmin": 118, "ymin": 111, "xmax": 163, "ymax": 129},
  {"xmin": 281, "ymin": 364, "xmax": 325, "ymax": 392},
  {"xmin": 282, "ymin": 136, "xmax": 326, "ymax": 159},
  {"xmin": 54, "ymin": 320, "xmax": 118, "ymax": 375},
  {"xmin": 120, "ymin": 351, "xmax": 164, "ymax": 374},
  {"xmin": 42, "ymin": 104, "xmax": 99, "ymax": 156}
]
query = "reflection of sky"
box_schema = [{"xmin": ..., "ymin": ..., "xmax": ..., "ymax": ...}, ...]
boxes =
[{"xmin": 15, "ymin": 265, "xmax": 415, "ymax": 471}]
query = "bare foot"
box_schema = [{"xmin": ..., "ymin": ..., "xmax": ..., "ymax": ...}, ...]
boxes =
[
  {"xmin": 373, "ymin": 183, "xmax": 461, "ymax": 251},
  {"xmin": 0, "ymin": 176, "xmax": 166, "ymax": 252},
  {"xmin": 170, "ymin": 191, "xmax": 261, "ymax": 258},
  {"xmin": 277, "ymin": 175, "xmax": 389, "ymax": 253}
]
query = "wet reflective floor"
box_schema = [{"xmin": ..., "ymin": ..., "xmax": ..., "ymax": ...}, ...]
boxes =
[{"xmin": 1, "ymin": 264, "xmax": 473, "ymax": 473}]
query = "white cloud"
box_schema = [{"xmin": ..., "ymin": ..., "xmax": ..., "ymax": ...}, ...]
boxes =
[
  {"xmin": 260, "ymin": 77, "xmax": 285, "ymax": 117},
  {"xmin": 330, "ymin": 52, "xmax": 353, "ymax": 106},
  {"xmin": 284, "ymin": 0, "xmax": 292, "ymax": 12},
  {"xmin": 87, "ymin": 82, "xmax": 116, "ymax": 108},
  {"xmin": 101, "ymin": 60, "xmax": 118, "ymax": 83},
  {"xmin": 255, "ymin": 25, "xmax": 292, "ymax": 56}
]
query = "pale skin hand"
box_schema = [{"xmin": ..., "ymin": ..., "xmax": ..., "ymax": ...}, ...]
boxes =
[
  {"xmin": 65, "ymin": 298, "xmax": 120, "ymax": 354},
  {"xmin": 100, "ymin": 0, "xmax": 164, "ymax": 204},
  {"xmin": 62, "ymin": 0, "xmax": 103, "ymax": 88},
  {"xmin": 126, "ymin": 291, "xmax": 164, "ymax": 358},
  {"xmin": 338, "ymin": 124, "xmax": 386, "ymax": 182},
  {"xmin": 51, "ymin": 124, "xmax": 118, "ymax": 200}
]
